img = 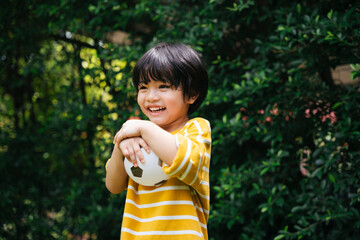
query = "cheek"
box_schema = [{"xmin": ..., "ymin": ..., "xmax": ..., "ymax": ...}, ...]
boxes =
[
  {"xmin": 167, "ymin": 97, "xmax": 185, "ymax": 110},
  {"xmin": 137, "ymin": 94, "xmax": 143, "ymax": 105},
  {"xmin": 137, "ymin": 95, "xmax": 145, "ymax": 111}
]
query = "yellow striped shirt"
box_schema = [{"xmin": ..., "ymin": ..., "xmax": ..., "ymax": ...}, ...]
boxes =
[{"xmin": 120, "ymin": 117, "xmax": 211, "ymax": 240}]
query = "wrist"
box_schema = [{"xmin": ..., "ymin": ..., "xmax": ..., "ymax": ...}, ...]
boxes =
[
  {"xmin": 139, "ymin": 120, "xmax": 153, "ymax": 138},
  {"xmin": 113, "ymin": 143, "xmax": 123, "ymax": 158}
]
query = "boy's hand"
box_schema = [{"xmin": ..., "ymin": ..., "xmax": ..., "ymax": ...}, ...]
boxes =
[
  {"xmin": 113, "ymin": 120, "xmax": 146, "ymax": 144},
  {"xmin": 114, "ymin": 119, "xmax": 152, "ymax": 146},
  {"xmin": 119, "ymin": 137, "xmax": 150, "ymax": 167}
]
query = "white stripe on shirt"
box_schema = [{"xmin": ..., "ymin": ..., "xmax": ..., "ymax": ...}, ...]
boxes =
[
  {"xmin": 200, "ymin": 180, "xmax": 209, "ymax": 186},
  {"xmin": 121, "ymin": 228, "xmax": 203, "ymax": 237},
  {"xmin": 180, "ymin": 159, "xmax": 193, "ymax": 181},
  {"xmin": 197, "ymin": 191, "xmax": 210, "ymax": 201},
  {"xmin": 189, "ymin": 152, "xmax": 202, "ymax": 186},
  {"xmin": 123, "ymin": 213, "xmax": 200, "ymax": 223},
  {"xmin": 126, "ymin": 199, "xmax": 194, "ymax": 209},
  {"xmin": 128, "ymin": 185, "xmax": 189, "ymax": 195},
  {"xmin": 199, "ymin": 138, "xmax": 211, "ymax": 145},
  {"xmin": 194, "ymin": 120, "xmax": 203, "ymax": 143},
  {"xmin": 195, "ymin": 204, "xmax": 210, "ymax": 215},
  {"xmin": 126, "ymin": 198, "xmax": 210, "ymax": 219},
  {"xmin": 205, "ymin": 119, "xmax": 211, "ymax": 132},
  {"xmin": 169, "ymin": 138, "xmax": 192, "ymax": 176}
]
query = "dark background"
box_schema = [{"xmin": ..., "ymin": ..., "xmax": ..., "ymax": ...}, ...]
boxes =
[{"xmin": 1, "ymin": 0, "xmax": 359, "ymax": 239}]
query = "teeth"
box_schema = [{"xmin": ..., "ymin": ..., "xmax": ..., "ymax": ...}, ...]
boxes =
[{"xmin": 149, "ymin": 107, "xmax": 165, "ymax": 111}]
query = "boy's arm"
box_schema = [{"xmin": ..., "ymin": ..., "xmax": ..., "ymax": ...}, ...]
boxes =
[
  {"xmin": 162, "ymin": 118, "xmax": 211, "ymax": 189},
  {"xmin": 113, "ymin": 120, "xmax": 178, "ymax": 166},
  {"xmin": 105, "ymin": 143, "xmax": 128, "ymax": 194},
  {"xmin": 113, "ymin": 118, "xmax": 211, "ymax": 191},
  {"xmin": 139, "ymin": 122, "xmax": 178, "ymax": 166}
]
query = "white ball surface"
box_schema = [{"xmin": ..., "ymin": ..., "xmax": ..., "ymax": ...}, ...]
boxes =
[{"xmin": 124, "ymin": 148, "xmax": 169, "ymax": 187}]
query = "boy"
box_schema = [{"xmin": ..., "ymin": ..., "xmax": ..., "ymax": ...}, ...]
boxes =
[{"xmin": 106, "ymin": 42, "xmax": 211, "ymax": 240}]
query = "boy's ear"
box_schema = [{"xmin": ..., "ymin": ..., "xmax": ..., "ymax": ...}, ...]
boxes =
[{"xmin": 186, "ymin": 95, "xmax": 198, "ymax": 104}]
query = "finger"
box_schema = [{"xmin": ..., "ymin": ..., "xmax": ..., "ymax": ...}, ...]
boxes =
[
  {"xmin": 138, "ymin": 138, "xmax": 150, "ymax": 154},
  {"xmin": 113, "ymin": 132, "xmax": 118, "ymax": 144},
  {"xmin": 115, "ymin": 132, "xmax": 125, "ymax": 146},
  {"xmin": 117, "ymin": 133, "xmax": 126, "ymax": 144},
  {"xmin": 119, "ymin": 142, "xmax": 133, "ymax": 163},
  {"xmin": 127, "ymin": 147, "xmax": 138, "ymax": 167},
  {"xmin": 113, "ymin": 131, "xmax": 121, "ymax": 144},
  {"xmin": 115, "ymin": 142, "xmax": 120, "ymax": 150},
  {"xmin": 120, "ymin": 145, "xmax": 129, "ymax": 158},
  {"xmin": 134, "ymin": 144, "xmax": 145, "ymax": 164}
]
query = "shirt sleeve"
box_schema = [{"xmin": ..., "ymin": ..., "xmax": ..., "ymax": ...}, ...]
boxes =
[{"xmin": 163, "ymin": 118, "xmax": 211, "ymax": 190}]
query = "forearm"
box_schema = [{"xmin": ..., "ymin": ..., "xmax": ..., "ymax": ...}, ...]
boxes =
[
  {"xmin": 140, "ymin": 121, "xmax": 178, "ymax": 166},
  {"xmin": 105, "ymin": 144, "xmax": 128, "ymax": 194}
]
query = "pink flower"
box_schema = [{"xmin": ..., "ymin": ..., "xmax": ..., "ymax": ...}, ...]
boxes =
[
  {"xmin": 300, "ymin": 159, "xmax": 309, "ymax": 176},
  {"xmin": 270, "ymin": 107, "xmax": 279, "ymax": 115},
  {"xmin": 300, "ymin": 149, "xmax": 310, "ymax": 177},
  {"xmin": 321, "ymin": 115, "xmax": 327, "ymax": 122},
  {"xmin": 303, "ymin": 149, "xmax": 310, "ymax": 156},
  {"xmin": 265, "ymin": 116, "xmax": 273, "ymax": 123},
  {"xmin": 257, "ymin": 109, "xmax": 264, "ymax": 114},
  {"xmin": 330, "ymin": 111, "xmax": 337, "ymax": 123}
]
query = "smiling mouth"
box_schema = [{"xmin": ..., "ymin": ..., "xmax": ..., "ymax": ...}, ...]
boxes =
[{"xmin": 148, "ymin": 107, "xmax": 166, "ymax": 113}]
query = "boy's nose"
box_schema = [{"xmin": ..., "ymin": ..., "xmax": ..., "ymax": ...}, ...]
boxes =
[{"xmin": 146, "ymin": 89, "xmax": 160, "ymax": 102}]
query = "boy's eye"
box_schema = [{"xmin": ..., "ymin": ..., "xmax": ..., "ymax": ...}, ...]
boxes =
[
  {"xmin": 138, "ymin": 85, "xmax": 147, "ymax": 90},
  {"xmin": 159, "ymin": 84, "xmax": 171, "ymax": 89}
]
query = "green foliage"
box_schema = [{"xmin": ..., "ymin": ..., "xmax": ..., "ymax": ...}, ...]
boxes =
[{"xmin": 1, "ymin": 0, "xmax": 359, "ymax": 239}]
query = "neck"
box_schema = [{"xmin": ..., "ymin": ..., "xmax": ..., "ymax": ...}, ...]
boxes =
[{"xmin": 161, "ymin": 116, "xmax": 189, "ymax": 132}]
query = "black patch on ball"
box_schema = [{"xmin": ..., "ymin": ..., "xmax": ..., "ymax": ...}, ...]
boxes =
[
  {"xmin": 131, "ymin": 166, "xmax": 143, "ymax": 178},
  {"xmin": 158, "ymin": 159, "xmax": 163, "ymax": 167}
]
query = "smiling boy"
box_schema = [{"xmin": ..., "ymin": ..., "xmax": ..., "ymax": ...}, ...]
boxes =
[{"xmin": 106, "ymin": 42, "xmax": 211, "ymax": 239}]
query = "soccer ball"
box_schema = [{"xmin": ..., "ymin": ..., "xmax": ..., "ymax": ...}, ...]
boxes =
[{"xmin": 124, "ymin": 148, "xmax": 169, "ymax": 187}]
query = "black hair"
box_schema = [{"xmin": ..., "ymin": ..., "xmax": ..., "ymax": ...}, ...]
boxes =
[{"xmin": 132, "ymin": 42, "xmax": 208, "ymax": 114}]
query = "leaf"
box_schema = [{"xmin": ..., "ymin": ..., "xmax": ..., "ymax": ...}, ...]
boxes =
[
  {"xmin": 297, "ymin": 4, "xmax": 301, "ymax": 13},
  {"xmin": 274, "ymin": 235, "xmax": 285, "ymax": 240},
  {"xmin": 327, "ymin": 9, "xmax": 333, "ymax": 19},
  {"xmin": 332, "ymin": 102, "xmax": 343, "ymax": 109},
  {"xmin": 328, "ymin": 174, "xmax": 336, "ymax": 183},
  {"xmin": 222, "ymin": 114, "xmax": 227, "ymax": 123},
  {"xmin": 260, "ymin": 168, "xmax": 269, "ymax": 175},
  {"xmin": 263, "ymin": 134, "xmax": 273, "ymax": 143},
  {"xmin": 277, "ymin": 25, "xmax": 285, "ymax": 31}
]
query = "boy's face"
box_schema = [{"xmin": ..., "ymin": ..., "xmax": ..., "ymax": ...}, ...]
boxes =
[{"xmin": 137, "ymin": 79, "xmax": 196, "ymax": 132}]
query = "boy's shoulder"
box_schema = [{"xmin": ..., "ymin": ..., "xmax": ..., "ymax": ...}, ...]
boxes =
[
  {"xmin": 186, "ymin": 117, "xmax": 211, "ymax": 130},
  {"xmin": 188, "ymin": 117, "xmax": 209, "ymax": 123}
]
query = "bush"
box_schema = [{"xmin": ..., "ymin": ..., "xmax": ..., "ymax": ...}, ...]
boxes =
[{"xmin": 0, "ymin": 0, "xmax": 359, "ymax": 239}]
